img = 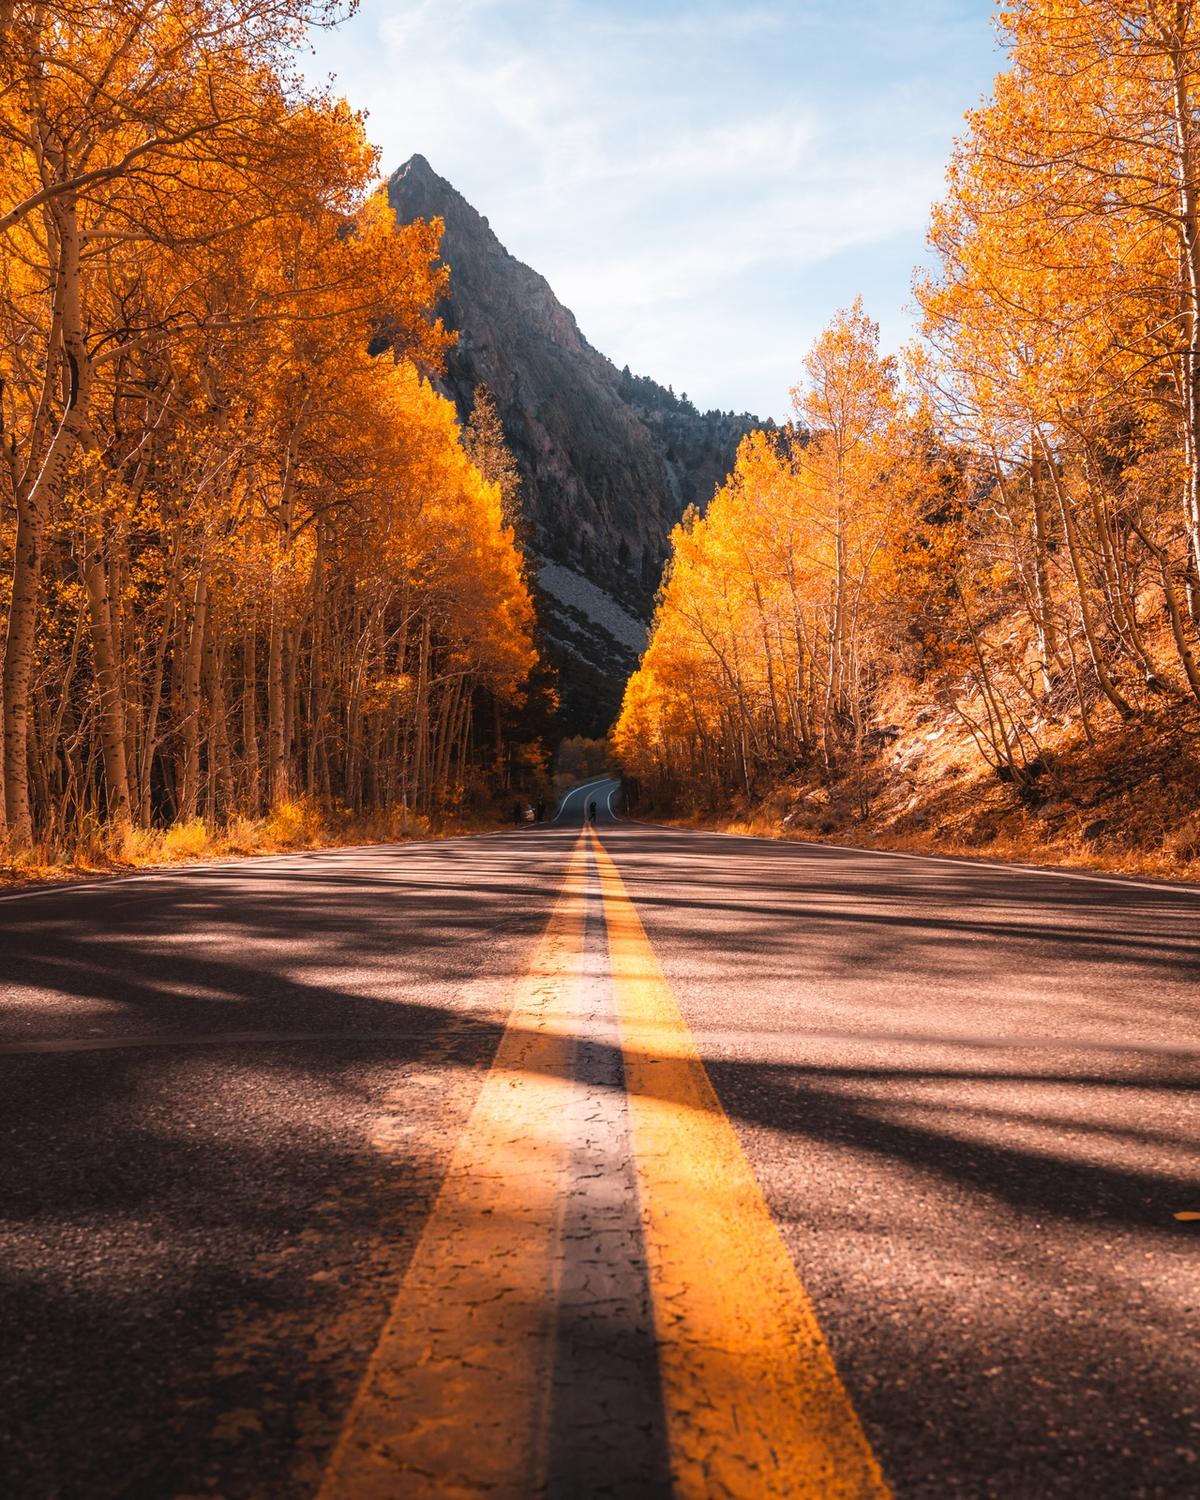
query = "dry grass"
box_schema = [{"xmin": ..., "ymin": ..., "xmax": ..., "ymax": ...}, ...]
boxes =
[
  {"xmin": 659, "ymin": 700, "xmax": 1200, "ymax": 886},
  {"xmin": 0, "ymin": 798, "xmax": 503, "ymax": 893}
]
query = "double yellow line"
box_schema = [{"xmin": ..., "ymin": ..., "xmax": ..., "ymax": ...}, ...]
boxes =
[{"xmin": 320, "ymin": 829, "xmax": 889, "ymax": 1499}]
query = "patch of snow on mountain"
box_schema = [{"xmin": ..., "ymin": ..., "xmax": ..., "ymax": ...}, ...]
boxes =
[{"xmin": 537, "ymin": 562, "xmax": 647, "ymax": 656}]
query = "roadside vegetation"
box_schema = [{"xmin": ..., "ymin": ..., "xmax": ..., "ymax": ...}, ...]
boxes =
[
  {"xmin": 0, "ymin": 0, "xmax": 542, "ymax": 878},
  {"xmin": 0, "ymin": 796, "xmax": 511, "ymax": 890},
  {"xmin": 613, "ymin": 2, "xmax": 1200, "ymax": 883}
]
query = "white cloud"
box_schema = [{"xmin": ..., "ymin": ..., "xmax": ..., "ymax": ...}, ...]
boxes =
[{"xmin": 305, "ymin": 0, "xmax": 1001, "ymax": 418}]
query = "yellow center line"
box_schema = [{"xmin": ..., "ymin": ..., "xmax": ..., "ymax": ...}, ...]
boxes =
[
  {"xmin": 318, "ymin": 832, "xmax": 591, "ymax": 1500},
  {"xmin": 591, "ymin": 827, "xmax": 891, "ymax": 1499}
]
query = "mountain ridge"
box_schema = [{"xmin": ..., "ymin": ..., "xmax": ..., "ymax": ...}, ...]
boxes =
[{"xmin": 386, "ymin": 153, "xmax": 765, "ymax": 734}]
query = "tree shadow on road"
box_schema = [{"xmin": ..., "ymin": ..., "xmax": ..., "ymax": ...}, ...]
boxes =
[{"xmin": 2, "ymin": 825, "xmax": 1198, "ymax": 1498}]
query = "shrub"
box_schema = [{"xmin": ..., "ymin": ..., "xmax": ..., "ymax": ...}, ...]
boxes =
[
  {"xmin": 162, "ymin": 818, "xmax": 210, "ymax": 860},
  {"xmin": 264, "ymin": 799, "xmax": 323, "ymax": 848}
]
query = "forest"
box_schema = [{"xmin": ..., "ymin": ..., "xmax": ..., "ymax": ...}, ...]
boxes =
[
  {"xmin": 0, "ymin": 0, "xmax": 536, "ymax": 866},
  {"xmin": 7, "ymin": 0, "xmax": 1200, "ymax": 879},
  {"xmin": 614, "ymin": 1, "xmax": 1200, "ymax": 876}
]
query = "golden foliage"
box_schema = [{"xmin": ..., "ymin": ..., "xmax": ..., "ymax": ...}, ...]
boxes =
[
  {"xmin": 0, "ymin": 0, "xmax": 536, "ymax": 852},
  {"xmin": 617, "ymin": 3, "xmax": 1200, "ymax": 821}
]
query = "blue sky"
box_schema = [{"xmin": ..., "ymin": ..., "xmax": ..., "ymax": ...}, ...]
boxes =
[{"xmin": 306, "ymin": 2, "xmax": 1005, "ymax": 420}]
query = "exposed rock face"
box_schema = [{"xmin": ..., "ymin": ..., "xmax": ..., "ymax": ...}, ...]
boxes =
[{"xmin": 387, "ymin": 154, "xmax": 764, "ymax": 734}]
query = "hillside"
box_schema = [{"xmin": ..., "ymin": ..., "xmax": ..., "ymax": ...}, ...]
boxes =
[{"xmin": 387, "ymin": 154, "xmax": 763, "ymax": 734}]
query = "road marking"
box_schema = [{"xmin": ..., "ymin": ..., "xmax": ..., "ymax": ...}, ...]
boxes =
[
  {"xmin": 591, "ymin": 828, "xmax": 891, "ymax": 1499},
  {"xmin": 321, "ymin": 821, "xmax": 887, "ymax": 1496},
  {"xmin": 551, "ymin": 776, "xmax": 613, "ymax": 824},
  {"xmin": 612, "ymin": 814, "xmax": 1200, "ymax": 900},
  {"xmin": 1175, "ymin": 1211, "xmax": 1200, "ymax": 1222},
  {"xmin": 0, "ymin": 872, "xmax": 165, "ymax": 905},
  {"xmin": 540, "ymin": 851, "xmax": 673, "ymax": 1494},
  {"xmin": 318, "ymin": 831, "xmax": 591, "ymax": 1499}
]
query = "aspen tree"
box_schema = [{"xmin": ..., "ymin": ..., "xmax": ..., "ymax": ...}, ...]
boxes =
[{"xmin": 0, "ymin": 2, "xmax": 535, "ymax": 851}]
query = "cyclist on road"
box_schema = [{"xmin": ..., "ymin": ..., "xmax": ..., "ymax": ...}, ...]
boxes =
[{"xmin": 587, "ymin": 799, "xmax": 598, "ymax": 826}]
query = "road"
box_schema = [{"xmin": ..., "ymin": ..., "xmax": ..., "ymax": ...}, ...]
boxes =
[{"xmin": 1, "ymin": 780, "xmax": 1198, "ymax": 1497}]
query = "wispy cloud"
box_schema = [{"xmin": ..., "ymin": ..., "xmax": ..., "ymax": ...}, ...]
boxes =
[{"xmin": 306, "ymin": 0, "xmax": 1002, "ymax": 418}]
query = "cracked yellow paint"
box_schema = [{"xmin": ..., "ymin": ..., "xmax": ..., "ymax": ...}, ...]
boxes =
[
  {"xmin": 317, "ymin": 832, "xmax": 590, "ymax": 1499},
  {"xmin": 592, "ymin": 828, "xmax": 891, "ymax": 1500}
]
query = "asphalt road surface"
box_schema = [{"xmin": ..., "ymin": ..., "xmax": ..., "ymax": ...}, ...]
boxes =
[{"xmin": 1, "ymin": 779, "xmax": 1198, "ymax": 1497}]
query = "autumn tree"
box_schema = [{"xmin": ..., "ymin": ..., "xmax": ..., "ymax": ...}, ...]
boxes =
[
  {"xmin": 0, "ymin": 0, "xmax": 348, "ymax": 843},
  {"xmin": 0, "ymin": 0, "xmax": 536, "ymax": 855},
  {"xmin": 463, "ymin": 386, "xmax": 523, "ymax": 532},
  {"xmin": 614, "ymin": 303, "xmax": 929, "ymax": 807},
  {"xmin": 918, "ymin": 0, "xmax": 1200, "ymax": 739},
  {"xmin": 621, "ymin": 4, "xmax": 1200, "ymax": 820}
]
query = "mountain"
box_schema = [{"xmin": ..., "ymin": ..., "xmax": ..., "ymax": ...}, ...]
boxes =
[{"xmin": 386, "ymin": 154, "xmax": 766, "ymax": 736}]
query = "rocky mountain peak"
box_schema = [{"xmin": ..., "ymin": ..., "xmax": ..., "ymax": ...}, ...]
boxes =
[
  {"xmin": 390, "ymin": 154, "xmax": 483, "ymax": 236},
  {"xmin": 386, "ymin": 156, "xmax": 765, "ymax": 733}
]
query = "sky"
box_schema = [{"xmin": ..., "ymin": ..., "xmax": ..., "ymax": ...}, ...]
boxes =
[{"xmin": 305, "ymin": 1, "xmax": 1005, "ymax": 421}]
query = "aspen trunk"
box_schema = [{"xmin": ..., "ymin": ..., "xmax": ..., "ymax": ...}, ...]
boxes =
[
  {"xmin": 177, "ymin": 567, "xmax": 210, "ymax": 822},
  {"xmin": 1169, "ymin": 36, "xmax": 1200, "ymax": 622},
  {"xmin": 431, "ymin": 676, "xmax": 460, "ymax": 800},
  {"xmin": 305, "ymin": 544, "xmax": 325, "ymax": 799},
  {"xmin": 3, "ymin": 490, "xmax": 48, "ymax": 844},
  {"xmin": 822, "ymin": 506, "xmax": 847, "ymax": 769},
  {"xmin": 3, "ymin": 196, "xmax": 93, "ymax": 846},
  {"xmin": 283, "ymin": 626, "xmax": 298, "ymax": 792},
  {"xmin": 241, "ymin": 620, "xmax": 260, "ymax": 814},
  {"xmin": 412, "ymin": 618, "xmax": 430, "ymax": 811},
  {"xmin": 1029, "ymin": 441, "xmax": 1059, "ymax": 693},
  {"xmin": 80, "ymin": 538, "xmax": 133, "ymax": 830},
  {"xmin": 267, "ymin": 602, "xmax": 289, "ymax": 806},
  {"xmin": 113, "ymin": 542, "xmax": 140, "ymax": 816},
  {"xmin": 1037, "ymin": 431, "xmax": 1133, "ymax": 718},
  {"xmin": 139, "ymin": 583, "xmax": 176, "ymax": 828},
  {"xmin": 205, "ymin": 631, "xmax": 234, "ymax": 820}
]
